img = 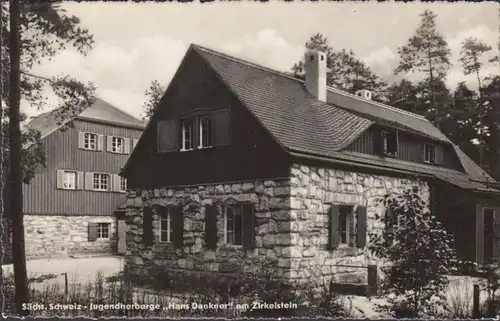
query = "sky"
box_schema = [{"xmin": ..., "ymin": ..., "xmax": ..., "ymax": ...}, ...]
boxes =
[{"xmin": 26, "ymin": 1, "xmax": 499, "ymax": 120}]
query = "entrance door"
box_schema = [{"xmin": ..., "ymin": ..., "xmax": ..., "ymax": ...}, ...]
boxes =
[
  {"xmin": 483, "ymin": 208, "xmax": 496, "ymax": 263},
  {"xmin": 117, "ymin": 219, "xmax": 127, "ymax": 255}
]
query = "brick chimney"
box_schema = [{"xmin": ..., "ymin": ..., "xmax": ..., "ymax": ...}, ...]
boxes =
[{"xmin": 304, "ymin": 50, "xmax": 327, "ymax": 102}]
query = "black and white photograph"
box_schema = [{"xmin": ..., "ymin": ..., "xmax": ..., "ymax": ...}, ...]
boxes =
[{"xmin": 0, "ymin": 0, "xmax": 499, "ymax": 318}]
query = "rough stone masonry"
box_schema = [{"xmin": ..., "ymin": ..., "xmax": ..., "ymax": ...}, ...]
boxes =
[{"xmin": 124, "ymin": 164, "xmax": 429, "ymax": 287}]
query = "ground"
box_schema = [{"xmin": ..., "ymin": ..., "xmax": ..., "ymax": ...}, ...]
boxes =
[{"xmin": 2, "ymin": 255, "xmax": 124, "ymax": 287}]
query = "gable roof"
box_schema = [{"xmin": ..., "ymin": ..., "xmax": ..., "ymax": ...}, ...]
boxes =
[
  {"xmin": 124, "ymin": 44, "xmax": 497, "ymax": 191},
  {"xmin": 25, "ymin": 97, "xmax": 145, "ymax": 141}
]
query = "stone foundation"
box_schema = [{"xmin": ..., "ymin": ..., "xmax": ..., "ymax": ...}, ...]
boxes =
[
  {"xmin": 23, "ymin": 215, "xmax": 117, "ymax": 260},
  {"xmin": 124, "ymin": 165, "xmax": 430, "ymax": 289}
]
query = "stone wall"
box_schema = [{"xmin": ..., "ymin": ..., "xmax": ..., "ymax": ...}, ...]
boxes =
[
  {"xmin": 24, "ymin": 215, "xmax": 117, "ymax": 259},
  {"xmin": 288, "ymin": 164, "xmax": 430, "ymax": 286},
  {"xmin": 124, "ymin": 166, "xmax": 430, "ymax": 288},
  {"xmin": 124, "ymin": 179, "xmax": 295, "ymax": 282}
]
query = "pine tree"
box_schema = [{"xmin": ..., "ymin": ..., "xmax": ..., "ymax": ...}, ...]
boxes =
[
  {"xmin": 291, "ymin": 33, "xmax": 388, "ymax": 102},
  {"xmin": 394, "ymin": 10, "xmax": 452, "ymax": 126}
]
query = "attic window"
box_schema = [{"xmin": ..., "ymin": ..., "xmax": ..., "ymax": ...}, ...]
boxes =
[
  {"xmin": 382, "ymin": 130, "xmax": 398, "ymax": 157},
  {"xmin": 320, "ymin": 54, "xmax": 324, "ymax": 61},
  {"xmin": 310, "ymin": 55, "xmax": 314, "ymax": 62},
  {"xmin": 424, "ymin": 143, "xmax": 435, "ymax": 163}
]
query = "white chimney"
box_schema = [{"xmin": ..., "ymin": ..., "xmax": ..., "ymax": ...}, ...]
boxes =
[
  {"xmin": 355, "ymin": 89, "xmax": 372, "ymax": 101},
  {"xmin": 304, "ymin": 50, "xmax": 327, "ymax": 102}
]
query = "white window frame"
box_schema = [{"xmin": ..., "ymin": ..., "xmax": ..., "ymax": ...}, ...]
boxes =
[
  {"xmin": 96, "ymin": 223, "xmax": 110, "ymax": 239},
  {"xmin": 93, "ymin": 173, "xmax": 109, "ymax": 191},
  {"xmin": 224, "ymin": 205, "xmax": 243, "ymax": 246},
  {"xmin": 424, "ymin": 143, "xmax": 435, "ymax": 164},
  {"xmin": 62, "ymin": 171, "xmax": 77, "ymax": 190},
  {"xmin": 111, "ymin": 136, "xmax": 125, "ymax": 153},
  {"xmin": 159, "ymin": 211, "xmax": 172, "ymax": 243},
  {"xmin": 119, "ymin": 177, "xmax": 127, "ymax": 192},
  {"xmin": 181, "ymin": 120, "xmax": 194, "ymax": 152},
  {"xmin": 84, "ymin": 133, "xmax": 98, "ymax": 150},
  {"xmin": 198, "ymin": 117, "xmax": 212, "ymax": 149}
]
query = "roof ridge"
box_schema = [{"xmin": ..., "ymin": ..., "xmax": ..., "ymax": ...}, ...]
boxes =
[
  {"xmin": 326, "ymin": 86, "xmax": 428, "ymax": 121},
  {"xmin": 191, "ymin": 43, "xmax": 305, "ymax": 84},
  {"xmin": 92, "ymin": 95, "xmax": 143, "ymax": 123}
]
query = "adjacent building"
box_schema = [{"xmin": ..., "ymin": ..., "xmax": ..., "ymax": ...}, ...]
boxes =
[{"xmin": 6, "ymin": 98, "xmax": 145, "ymax": 260}]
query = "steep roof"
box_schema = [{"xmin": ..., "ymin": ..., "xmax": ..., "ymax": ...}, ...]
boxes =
[
  {"xmin": 25, "ymin": 97, "xmax": 145, "ymax": 141},
  {"xmin": 125, "ymin": 44, "xmax": 496, "ymax": 192},
  {"xmin": 193, "ymin": 45, "xmax": 373, "ymax": 153}
]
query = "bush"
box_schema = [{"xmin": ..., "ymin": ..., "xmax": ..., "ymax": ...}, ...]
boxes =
[{"xmin": 368, "ymin": 186, "xmax": 461, "ymax": 318}]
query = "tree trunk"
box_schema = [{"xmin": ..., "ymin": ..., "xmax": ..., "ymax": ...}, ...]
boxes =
[{"xmin": 8, "ymin": 0, "xmax": 30, "ymax": 315}]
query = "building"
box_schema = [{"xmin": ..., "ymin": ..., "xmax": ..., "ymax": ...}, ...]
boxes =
[
  {"xmin": 121, "ymin": 44, "xmax": 500, "ymax": 287},
  {"xmin": 6, "ymin": 98, "xmax": 145, "ymax": 261}
]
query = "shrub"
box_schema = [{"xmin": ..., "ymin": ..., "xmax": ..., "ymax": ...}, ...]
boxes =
[{"xmin": 368, "ymin": 186, "xmax": 461, "ymax": 318}]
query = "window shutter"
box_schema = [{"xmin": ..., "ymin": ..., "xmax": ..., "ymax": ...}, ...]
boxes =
[
  {"xmin": 56, "ymin": 170, "xmax": 64, "ymax": 189},
  {"xmin": 242, "ymin": 203, "xmax": 256, "ymax": 249},
  {"xmin": 143, "ymin": 207, "xmax": 154, "ymax": 246},
  {"xmin": 328, "ymin": 205, "xmax": 340, "ymax": 250},
  {"xmin": 78, "ymin": 132, "xmax": 85, "ymax": 149},
  {"xmin": 435, "ymin": 145, "xmax": 444, "ymax": 164},
  {"xmin": 374, "ymin": 130, "xmax": 384, "ymax": 156},
  {"xmin": 76, "ymin": 172, "xmax": 84, "ymax": 190},
  {"xmin": 211, "ymin": 109, "xmax": 231, "ymax": 147},
  {"xmin": 356, "ymin": 206, "xmax": 367, "ymax": 248},
  {"xmin": 97, "ymin": 134, "xmax": 104, "ymax": 151},
  {"xmin": 111, "ymin": 174, "xmax": 120, "ymax": 192},
  {"xmin": 132, "ymin": 138, "xmax": 139, "ymax": 151},
  {"xmin": 84, "ymin": 172, "xmax": 94, "ymax": 190},
  {"xmin": 123, "ymin": 138, "xmax": 130, "ymax": 154},
  {"xmin": 205, "ymin": 204, "xmax": 218, "ymax": 249},
  {"xmin": 158, "ymin": 119, "xmax": 180, "ymax": 152},
  {"xmin": 107, "ymin": 136, "xmax": 113, "ymax": 152},
  {"xmin": 88, "ymin": 223, "xmax": 98, "ymax": 241},
  {"xmin": 170, "ymin": 206, "xmax": 184, "ymax": 248}
]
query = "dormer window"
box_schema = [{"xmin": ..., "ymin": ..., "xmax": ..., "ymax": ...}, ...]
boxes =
[
  {"xmin": 181, "ymin": 120, "xmax": 193, "ymax": 151},
  {"xmin": 424, "ymin": 143, "xmax": 435, "ymax": 163},
  {"xmin": 382, "ymin": 130, "xmax": 398, "ymax": 157}
]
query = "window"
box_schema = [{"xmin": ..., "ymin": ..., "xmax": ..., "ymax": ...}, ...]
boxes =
[
  {"xmin": 119, "ymin": 177, "xmax": 127, "ymax": 192},
  {"xmin": 181, "ymin": 120, "xmax": 193, "ymax": 151},
  {"xmin": 84, "ymin": 133, "xmax": 97, "ymax": 150},
  {"xmin": 224, "ymin": 205, "xmax": 243, "ymax": 245},
  {"xmin": 93, "ymin": 173, "xmax": 109, "ymax": 191},
  {"xmin": 424, "ymin": 143, "xmax": 435, "ymax": 163},
  {"xmin": 382, "ymin": 131, "xmax": 398, "ymax": 157},
  {"xmin": 111, "ymin": 137, "xmax": 124, "ymax": 153},
  {"xmin": 339, "ymin": 205, "xmax": 354, "ymax": 245},
  {"xmin": 96, "ymin": 223, "xmax": 110, "ymax": 239},
  {"xmin": 62, "ymin": 171, "xmax": 76, "ymax": 190},
  {"xmin": 159, "ymin": 210, "xmax": 173, "ymax": 243},
  {"xmin": 198, "ymin": 117, "xmax": 212, "ymax": 148}
]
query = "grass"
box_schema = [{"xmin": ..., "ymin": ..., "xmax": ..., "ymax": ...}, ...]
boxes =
[{"xmin": 1, "ymin": 264, "xmax": 355, "ymax": 318}]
